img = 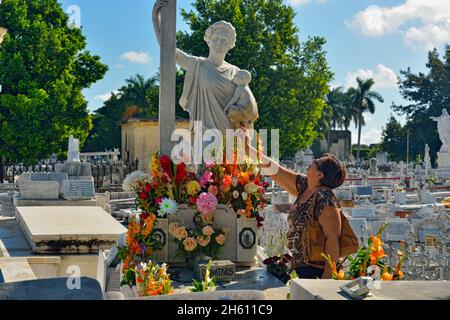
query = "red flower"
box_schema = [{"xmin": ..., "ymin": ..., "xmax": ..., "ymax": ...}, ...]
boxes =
[
  {"xmin": 160, "ymin": 155, "xmax": 173, "ymax": 180},
  {"xmin": 263, "ymin": 257, "xmax": 274, "ymax": 265},
  {"xmin": 144, "ymin": 183, "xmax": 151, "ymax": 193},
  {"xmin": 176, "ymin": 162, "xmax": 187, "ymax": 183},
  {"xmin": 141, "ymin": 211, "xmax": 149, "ymax": 221},
  {"xmin": 155, "ymin": 197, "xmax": 162, "ymax": 204},
  {"xmin": 188, "ymin": 196, "xmax": 197, "ymax": 206},
  {"xmin": 140, "ymin": 192, "xmax": 149, "ymax": 200}
]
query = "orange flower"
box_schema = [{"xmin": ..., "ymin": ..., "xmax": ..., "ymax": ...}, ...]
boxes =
[
  {"xmin": 245, "ymin": 196, "xmax": 252, "ymax": 217},
  {"xmin": 371, "ymin": 236, "xmax": 382, "ymax": 248},
  {"xmin": 141, "ymin": 214, "xmax": 157, "ymax": 237},
  {"xmin": 381, "ymin": 272, "xmax": 393, "ymax": 281},
  {"xmin": 359, "ymin": 265, "xmax": 366, "ymax": 276},
  {"xmin": 239, "ymin": 172, "xmax": 250, "ymax": 185},
  {"xmin": 336, "ymin": 270, "xmax": 346, "ymax": 280}
]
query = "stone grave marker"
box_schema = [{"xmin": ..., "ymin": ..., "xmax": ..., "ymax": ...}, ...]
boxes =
[
  {"xmin": 20, "ymin": 181, "xmax": 59, "ymax": 200},
  {"xmin": 63, "ymin": 178, "xmax": 95, "ymax": 200},
  {"xmin": 195, "ymin": 260, "xmax": 236, "ymax": 282}
]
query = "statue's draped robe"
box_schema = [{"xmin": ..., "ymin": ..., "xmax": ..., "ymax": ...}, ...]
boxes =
[{"xmin": 180, "ymin": 56, "xmax": 239, "ymax": 135}]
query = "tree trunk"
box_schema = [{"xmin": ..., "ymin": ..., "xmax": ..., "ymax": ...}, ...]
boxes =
[
  {"xmin": 327, "ymin": 128, "xmax": 332, "ymax": 153},
  {"xmin": 357, "ymin": 114, "xmax": 362, "ymax": 166}
]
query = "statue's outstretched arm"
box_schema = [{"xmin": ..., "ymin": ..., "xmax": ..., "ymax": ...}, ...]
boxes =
[{"xmin": 152, "ymin": 0, "xmax": 190, "ymax": 70}]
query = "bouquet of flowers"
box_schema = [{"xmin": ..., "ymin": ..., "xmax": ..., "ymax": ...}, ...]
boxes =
[
  {"xmin": 169, "ymin": 192, "xmax": 230, "ymax": 263},
  {"xmin": 263, "ymin": 253, "xmax": 293, "ymax": 283},
  {"xmin": 322, "ymin": 223, "xmax": 406, "ymax": 281},
  {"xmin": 134, "ymin": 261, "xmax": 174, "ymax": 296}
]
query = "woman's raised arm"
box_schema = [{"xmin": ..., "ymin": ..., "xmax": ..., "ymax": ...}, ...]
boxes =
[{"xmin": 245, "ymin": 137, "xmax": 299, "ymax": 196}]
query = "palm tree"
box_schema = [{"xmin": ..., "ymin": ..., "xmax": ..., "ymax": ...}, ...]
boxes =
[
  {"xmin": 348, "ymin": 78, "xmax": 384, "ymax": 164},
  {"xmin": 120, "ymin": 74, "xmax": 159, "ymax": 117},
  {"xmin": 325, "ymin": 87, "xmax": 345, "ymax": 152}
]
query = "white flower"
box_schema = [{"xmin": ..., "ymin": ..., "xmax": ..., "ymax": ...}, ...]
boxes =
[
  {"xmin": 158, "ymin": 197, "xmax": 179, "ymax": 217},
  {"xmin": 241, "ymin": 192, "xmax": 248, "ymax": 201},
  {"xmin": 232, "ymin": 190, "xmax": 240, "ymax": 199},
  {"xmin": 122, "ymin": 170, "xmax": 152, "ymax": 191},
  {"xmin": 232, "ymin": 177, "xmax": 239, "ymax": 187}
]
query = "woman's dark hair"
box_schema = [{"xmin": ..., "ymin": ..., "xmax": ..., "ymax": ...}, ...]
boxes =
[{"xmin": 316, "ymin": 153, "xmax": 346, "ymax": 189}]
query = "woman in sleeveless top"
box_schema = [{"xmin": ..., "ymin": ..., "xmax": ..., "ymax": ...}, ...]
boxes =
[{"xmin": 246, "ymin": 138, "xmax": 346, "ymax": 279}]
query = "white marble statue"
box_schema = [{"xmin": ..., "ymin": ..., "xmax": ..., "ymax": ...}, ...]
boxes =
[
  {"xmin": 430, "ymin": 109, "xmax": 450, "ymax": 152},
  {"xmin": 67, "ymin": 135, "xmax": 80, "ymax": 162},
  {"xmin": 152, "ymin": 1, "xmax": 259, "ymax": 135},
  {"xmin": 224, "ymin": 70, "xmax": 259, "ymax": 129}
]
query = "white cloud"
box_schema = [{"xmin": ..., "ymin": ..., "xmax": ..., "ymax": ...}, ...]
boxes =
[
  {"xmin": 347, "ymin": 0, "xmax": 450, "ymax": 50},
  {"xmin": 95, "ymin": 90, "xmax": 119, "ymax": 102},
  {"xmin": 289, "ymin": 0, "xmax": 327, "ymax": 6},
  {"xmin": 351, "ymin": 128, "xmax": 382, "ymax": 145},
  {"xmin": 345, "ymin": 64, "xmax": 398, "ymax": 89},
  {"xmin": 120, "ymin": 51, "xmax": 151, "ymax": 64}
]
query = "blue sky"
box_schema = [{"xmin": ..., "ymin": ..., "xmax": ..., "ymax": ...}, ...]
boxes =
[{"xmin": 59, "ymin": 0, "xmax": 450, "ymax": 145}]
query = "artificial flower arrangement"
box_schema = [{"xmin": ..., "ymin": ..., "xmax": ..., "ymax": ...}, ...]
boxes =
[
  {"xmin": 134, "ymin": 261, "xmax": 174, "ymax": 296},
  {"xmin": 119, "ymin": 134, "xmax": 269, "ymax": 285},
  {"xmin": 322, "ymin": 223, "xmax": 406, "ymax": 281},
  {"xmin": 168, "ymin": 192, "xmax": 230, "ymax": 264}
]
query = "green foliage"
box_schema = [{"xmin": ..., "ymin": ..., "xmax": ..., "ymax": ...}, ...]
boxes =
[
  {"xmin": 0, "ymin": 0, "xmax": 108, "ymax": 165},
  {"xmin": 348, "ymin": 78, "xmax": 384, "ymax": 162},
  {"xmin": 392, "ymin": 45, "xmax": 450, "ymax": 163},
  {"xmin": 83, "ymin": 72, "xmax": 188, "ymax": 152},
  {"xmin": 381, "ymin": 115, "xmax": 407, "ymax": 162},
  {"xmin": 177, "ymin": 0, "xmax": 333, "ymax": 158},
  {"xmin": 191, "ymin": 260, "xmax": 216, "ymax": 292}
]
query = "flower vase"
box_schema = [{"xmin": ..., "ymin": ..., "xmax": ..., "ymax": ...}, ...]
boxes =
[
  {"xmin": 153, "ymin": 218, "xmax": 169, "ymax": 263},
  {"xmin": 237, "ymin": 217, "xmax": 258, "ymax": 266}
]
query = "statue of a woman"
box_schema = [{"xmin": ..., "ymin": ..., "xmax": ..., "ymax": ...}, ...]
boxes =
[
  {"xmin": 430, "ymin": 109, "xmax": 450, "ymax": 152},
  {"xmin": 152, "ymin": 1, "xmax": 249, "ymax": 135}
]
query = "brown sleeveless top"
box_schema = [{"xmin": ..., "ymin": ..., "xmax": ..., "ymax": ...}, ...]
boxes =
[{"xmin": 287, "ymin": 174, "xmax": 339, "ymax": 269}]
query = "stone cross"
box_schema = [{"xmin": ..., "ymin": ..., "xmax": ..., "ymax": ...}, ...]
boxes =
[{"xmin": 157, "ymin": 0, "xmax": 176, "ymax": 156}]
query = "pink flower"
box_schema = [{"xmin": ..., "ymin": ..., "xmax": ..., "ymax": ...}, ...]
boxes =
[
  {"xmin": 196, "ymin": 192, "xmax": 218, "ymax": 215},
  {"xmin": 199, "ymin": 171, "xmax": 213, "ymax": 188},
  {"xmin": 204, "ymin": 160, "xmax": 216, "ymax": 168}
]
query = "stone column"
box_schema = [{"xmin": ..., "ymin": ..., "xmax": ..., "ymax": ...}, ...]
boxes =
[{"xmin": 158, "ymin": 0, "xmax": 177, "ymax": 156}]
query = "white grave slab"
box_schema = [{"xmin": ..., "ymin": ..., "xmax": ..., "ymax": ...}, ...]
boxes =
[
  {"xmin": 15, "ymin": 206, "xmax": 127, "ymax": 253},
  {"xmin": 385, "ymin": 220, "xmax": 414, "ymax": 241},
  {"xmin": 351, "ymin": 208, "xmax": 376, "ymax": 219}
]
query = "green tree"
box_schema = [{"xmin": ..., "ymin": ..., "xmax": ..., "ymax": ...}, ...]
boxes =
[
  {"xmin": 0, "ymin": 0, "xmax": 108, "ymax": 165},
  {"xmin": 380, "ymin": 115, "xmax": 407, "ymax": 162},
  {"xmin": 177, "ymin": 0, "xmax": 333, "ymax": 158},
  {"xmin": 325, "ymin": 86, "xmax": 345, "ymax": 151},
  {"xmin": 347, "ymin": 78, "xmax": 384, "ymax": 163},
  {"xmin": 393, "ymin": 46, "xmax": 450, "ymax": 163}
]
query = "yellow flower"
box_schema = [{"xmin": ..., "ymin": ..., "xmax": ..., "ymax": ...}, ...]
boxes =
[{"xmin": 186, "ymin": 181, "xmax": 201, "ymax": 196}]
